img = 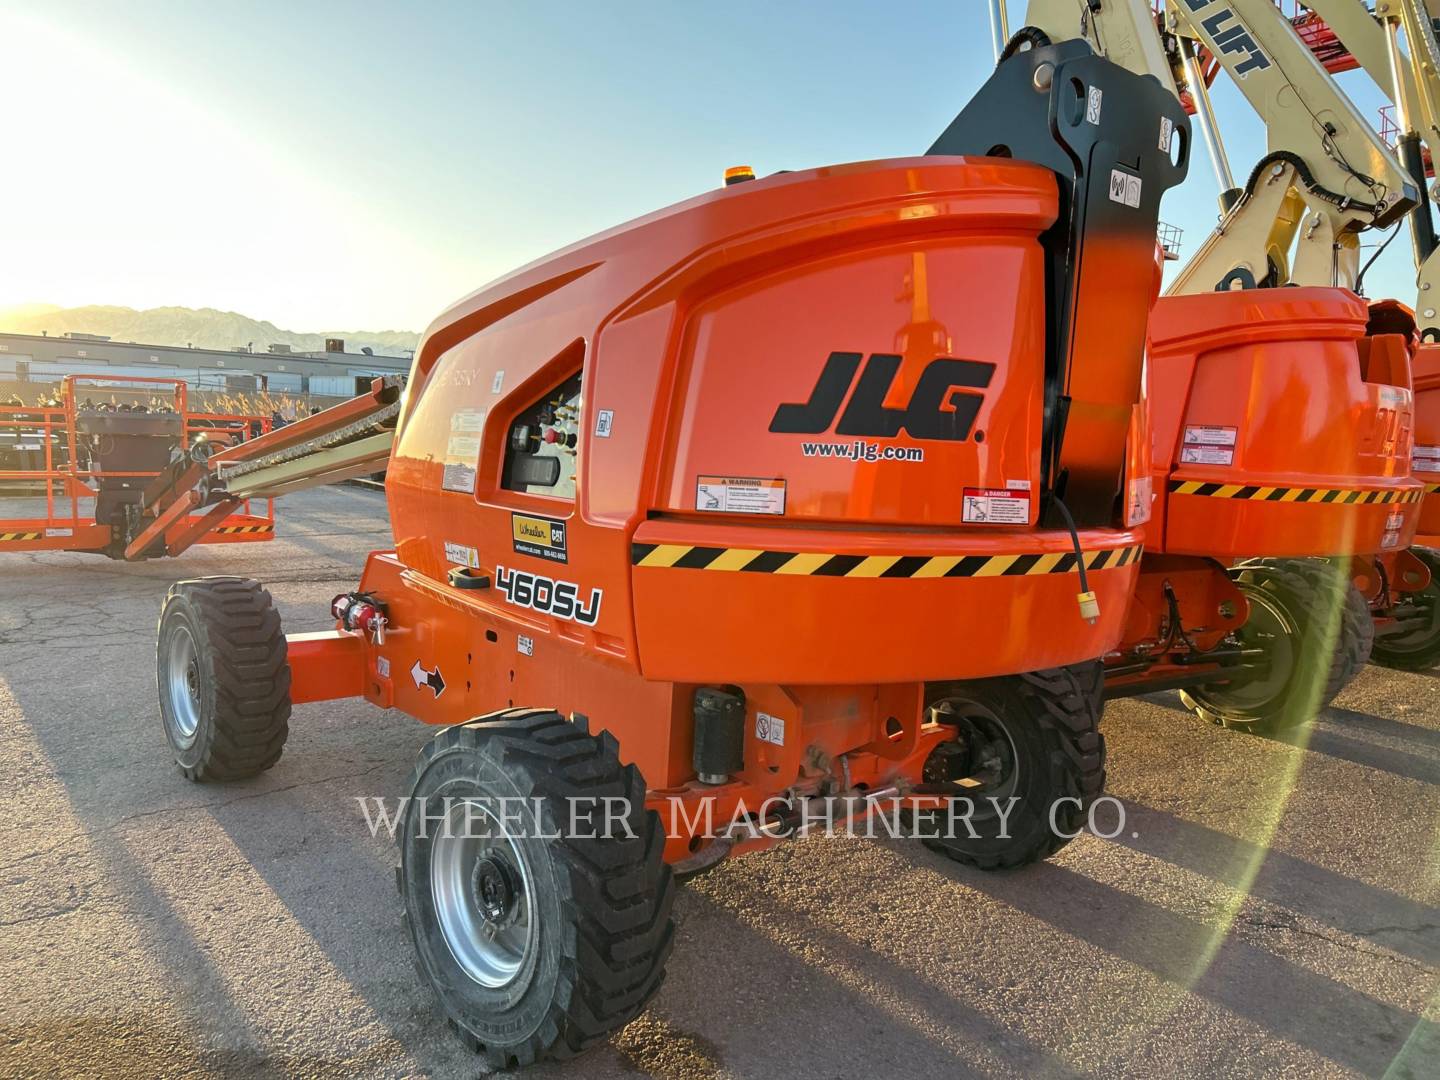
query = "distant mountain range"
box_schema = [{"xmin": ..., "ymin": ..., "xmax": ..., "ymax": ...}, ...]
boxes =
[{"xmin": 0, "ymin": 304, "xmax": 420, "ymax": 357}]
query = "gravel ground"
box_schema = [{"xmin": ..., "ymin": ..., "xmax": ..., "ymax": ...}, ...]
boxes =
[{"xmin": 0, "ymin": 485, "xmax": 1436, "ymax": 1079}]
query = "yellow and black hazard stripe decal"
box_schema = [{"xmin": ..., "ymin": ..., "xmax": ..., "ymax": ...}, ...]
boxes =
[
  {"xmin": 631, "ymin": 542, "xmax": 1142, "ymax": 578},
  {"xmin": 1169, "ymin": 480, "xmax": 1423, "ymax": 505},
  {"xmin": 0, "ymin": 531, "xmax": 44, "ymax": 541},
  {"xmin": 1426, "ymin": 483, "xmax": 1440, "ymax": 495},
  {"xmin": 214, "ymin": 524, "xmax": 275, "ymax": 535}
]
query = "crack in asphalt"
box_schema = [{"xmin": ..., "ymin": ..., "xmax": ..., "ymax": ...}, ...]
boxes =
[{"xmin": 1235, "ymin": 911, "xmax": 1435, "ymax": 972}]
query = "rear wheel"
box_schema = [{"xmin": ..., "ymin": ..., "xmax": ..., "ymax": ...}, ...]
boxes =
[
  {"xmin": 399, "ymin": 710, "xmax": 674, "ymax": 1069},
  {"xmin": 1068, "ymin": 659, "xmax": 1106, "ymax": 720},
  {"xmin": 913, "ymin": 667, "xmax": 1104, "ymax": 870},
  {"xmin": 1181, "ymin": 558, "xmax": 1367, "ymax": 735},
  {"xmin": 1371, "ymin": 547, "xmax": 1440, "ymax": 671},
  {"xmin": 156, "ymin": 577, "xmax": 290, "ymax": 780}
]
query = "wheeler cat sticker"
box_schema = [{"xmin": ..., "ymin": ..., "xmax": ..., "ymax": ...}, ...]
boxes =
[{"xmin": 511, "ymin": 513, "xmax": 569, "ymax": 563}]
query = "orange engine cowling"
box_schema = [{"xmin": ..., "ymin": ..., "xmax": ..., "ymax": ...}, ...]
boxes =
[
  {"xmin": 1411, "ymin": 342, "xmax": 1440, "ymax": 541},
  {"xmin": 1146, "ymin": 288, "xmax": 1423, "ymax": 559},
  {"xmin": 383, "ymin": 157, "xmax": 1149, "ymax": 686}
]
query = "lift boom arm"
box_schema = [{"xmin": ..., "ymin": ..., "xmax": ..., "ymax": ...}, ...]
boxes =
[
  {"xmin": 1019, "ymin": 2, "xmax": 1415, "ymax": 292},
  {"xmin": 1305, "ymin": 0, "xmax": 1440, "ymax": 335},
  {"xmin": 1163, "ymin": 0, "xmax": 1417, "ymax": 293}
]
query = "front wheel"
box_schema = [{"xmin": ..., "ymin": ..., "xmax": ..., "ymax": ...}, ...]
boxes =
[
  {"xmin": 1371, "ymin": 547, "xmax": 1440, "ymax": 671},
  {"xmin": 913, "ymin": 666, "xmax": 1105, "ymax": 870},
  {"xmin": 398, "ymin": 710, "xmax": 674, "ymax": 1069},
  {"xmin": 156, "ymin": 577, "xmax": 291, "ymax": 780},
  {"xmin": 1181, "ymin": 558, "xmax": 1368, "ymax": 736}
]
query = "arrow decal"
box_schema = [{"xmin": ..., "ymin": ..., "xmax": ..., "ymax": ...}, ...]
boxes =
[{"xmin": 410, "ymin": 660, "xmax": 446, "ymax": 698}]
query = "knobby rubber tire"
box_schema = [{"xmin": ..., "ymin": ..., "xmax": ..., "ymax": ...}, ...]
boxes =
[
  {"xmin": 1370, "ymin": 547, "xmax": 1440, "ymax": 671},
  {"xmin": 1181, "ymin": 558, "xmax": 1367, "ymax": 735},
  {"xmin": 398, "ymin": 710, "xmax": 674, "ymax": 1069},
  {"xmin": 917, "ymin": 667, "xmax": 1105, "ymax": 871},
  {"xmin": 156, "ymin": 576, "xmax": 290, "ymax": 780}
]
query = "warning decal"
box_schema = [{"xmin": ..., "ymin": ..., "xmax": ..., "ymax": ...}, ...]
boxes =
[
  {"xmin": 441, "ymin": 419, "xmax": 482, "ymax": 494},
  {"xmin": 451, "ymin": 409, "xmax": 486, "ymax": 433},
  {"xmin": 756, "ymin": 712, "xmax": 785, "ymax": 746},
  {"xmin": 1108, "ymin": 168, "xmax": 1141, "ymax": 208},
  {"xmin": 1180, "ymin": 424, "xmax": 1237, "ymax": 468},
  {"xmin": 1183, "ymin": 425, "xmax": 1237, "ymax": 446},
  {"xmin": 446, "ymin": 433, "xmax": 480, "ymax": 460},
  {"xmin": 1414, "ymin": 444, "xmax": 1440, "ymax": 472},
  {"xmin": 962, "ymin": 487, "xmax": 1030, "ymax": 525},
  {"xmin": 442, "ymin": 462, "xmax": 476, "ymax": 494},
  {"xmin": 1180, "ymin": 444, "xmax": 1235, "ymax": 466},
  {"xmin": 1086, "ymin": 86, "xmax": 1102, "ymax": 125},
  {"xmin": 443, "ymin": 540, "xmax": 480, "ymax": 569},
  {"xmin": 1127, "ymin": 475, "xmax": 1153, "ymax": 526},
  {"xmin": 696, "ymin": 475, "xmax": 786, "ymax": 516}
]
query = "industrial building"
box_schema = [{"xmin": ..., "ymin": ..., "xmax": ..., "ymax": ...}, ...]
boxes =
[{"xmin": 0, "ymin": 330, "xmax": 410, "ymax": 405}]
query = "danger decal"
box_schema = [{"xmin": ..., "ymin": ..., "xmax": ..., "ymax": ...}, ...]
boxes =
[{"xmin": 962, "ymin": 487, "xmax": 1030, "ymax": 525}]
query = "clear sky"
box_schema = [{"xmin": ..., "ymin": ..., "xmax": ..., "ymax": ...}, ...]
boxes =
[{"xmin": 0, "ymin": 0, "xmax": 1420, "ymax": 333}]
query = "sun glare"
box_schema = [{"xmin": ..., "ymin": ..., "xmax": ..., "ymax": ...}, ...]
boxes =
[{"xmin": 1, "ymin": 10, "xmax": 461, "ymax": 330}]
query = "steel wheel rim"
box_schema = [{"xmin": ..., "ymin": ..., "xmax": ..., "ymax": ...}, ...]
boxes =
[
  {"xmin": 927, "ymin": 698, "xmax": 1021, "ymax": 805},
  {"xmin": 1377, "ymin": 587, "xmax": 1440, "ymax": 656},
  {"xmin": 1199, "ymin": 587, "xmax": 1298, "ymax": 716},
  {"xmin": 165, "ymin": 624, "xmax": 202, "ymax": 743},
  {"xmin": 431, "ymin": 798, "xmax": 535, "ymax": 989}
]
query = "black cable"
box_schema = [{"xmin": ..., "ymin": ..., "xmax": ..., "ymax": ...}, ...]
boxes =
[
  {"xmin": 1048, "ymin": 494, "xmax": 1089, "ymax": 597},
  {"xmin": 1241, "ymin": 150, "xmax": 1382, "ymax": 217},
  {"xmin": 999, "ymin": 26, "xmax": 1051, "ymax": 63},
  {"xmin": 1355, "ymin": 222, "xmax": 1401, "ymax": 297}
]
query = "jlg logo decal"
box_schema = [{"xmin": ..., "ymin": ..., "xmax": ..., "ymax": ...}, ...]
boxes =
[
  {"xmin": 495, "ymin": 565, "xmax": 602, "ymax": 625},
  {"xmin": 1181, "ymin": 1, "xmax": 1270, "ymax": 76},
  {"xmin": 769, "ymin": 352, "xmax": 994, "ymax": 442}
]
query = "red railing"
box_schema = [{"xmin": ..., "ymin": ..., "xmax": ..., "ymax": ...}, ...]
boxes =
[
  {"xmin": 0, "ymin": 375, "xmax": 275, "ymax": 554},
  {"xmin": 1379, "ymin": 104, "xmax": 1436, "ymax": 176},
  {"xmin": 1156, "ymin": 2, "xmax": 1363, "ymax": 114}
]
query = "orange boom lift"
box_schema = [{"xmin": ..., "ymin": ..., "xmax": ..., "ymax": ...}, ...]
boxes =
[
  {"xmin": 0, "ymin": 374, "xmax": 401, "ymax": 561},
  {"xmin": 1015, "ymin": 1, "xmax": 1424, "ymax": 730},
  {"xmin": 0, "ymin": 375, "xmax": 275, "ymax": 558},
  {"xmin": 1097, "ymin": 288, "xmax": 1421, "ymax": 731},
  {"xmin": 150, "ymin": 42, "xmax": 1188, "ymax": 1066},
  {"xmin": 1139, "ymin": 0, "xmax": 1440, "ymax": 681}
]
